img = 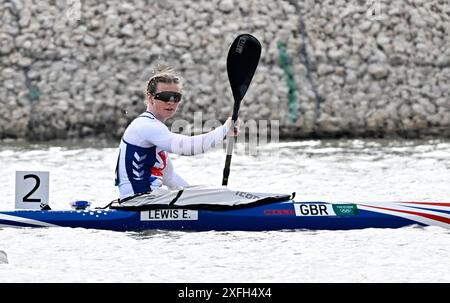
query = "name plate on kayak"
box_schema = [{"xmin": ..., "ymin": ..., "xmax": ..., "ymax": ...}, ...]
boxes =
[
  {"xmin": 140, "ymin": 209, "xmax": 198, "ymax": 221},
  {"xmin": 294, "ymin": 203, "xmax": 357, "ymax": 216}
]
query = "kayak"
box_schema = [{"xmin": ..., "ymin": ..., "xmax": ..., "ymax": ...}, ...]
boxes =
[{"xmin": 1, "ymin": 200, "xmax": 449, "ymax": 231}]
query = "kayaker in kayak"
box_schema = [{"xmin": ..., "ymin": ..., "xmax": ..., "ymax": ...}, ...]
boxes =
[{"xmin": 115, "ymin": 68, "xmax": 239, "ymax": 201}]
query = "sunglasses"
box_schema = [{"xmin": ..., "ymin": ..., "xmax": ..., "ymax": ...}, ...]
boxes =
[{"xmin": 153, "ymin": 91, "xmax": 182, "ymax": 103}]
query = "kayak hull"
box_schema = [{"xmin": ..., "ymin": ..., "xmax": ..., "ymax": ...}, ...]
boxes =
[{"xmin": 1, "ymin": 200, "xmax": 449, "ymax": 231}]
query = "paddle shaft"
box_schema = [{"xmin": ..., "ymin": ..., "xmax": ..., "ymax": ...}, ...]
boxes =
[{"xmin": 222, "ymin": 138, "xmax": 235, "ymax": 186}]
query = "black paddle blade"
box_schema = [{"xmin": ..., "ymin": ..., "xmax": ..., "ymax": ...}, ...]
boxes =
[{"xmin": 227, "ymin": 34, "xmax": 262, "ymax": 121}]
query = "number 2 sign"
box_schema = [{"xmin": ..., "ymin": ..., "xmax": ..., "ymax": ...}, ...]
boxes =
[{"xmin": 15, "ymin": 171, "xmax": 49, "ymax": 209}]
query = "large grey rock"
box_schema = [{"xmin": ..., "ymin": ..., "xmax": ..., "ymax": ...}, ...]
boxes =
[
  {"xmin": 0, "ymin": 33, "xmax": 14, "ymax": 54},
  {"xmin": 120, "ymin": 24, "xmax": 134, "ymax": 37},
  {"xmin": 218, "ymin": 0, "xmax": 234, "ymax": 13},
  {"xmin": 83, "ymin": 35, "xmax": 97, "ymax": 46},
  {"xmin": 418, "ymin": 98, "xmax": 437, "ymax": 114},
  {"xmin": 368, "ymin": 64, "xmax": 389, "ymax": 79},
  {"xmin": 317, "ymin": 64, "xmax": 334, "ymax": 76}
]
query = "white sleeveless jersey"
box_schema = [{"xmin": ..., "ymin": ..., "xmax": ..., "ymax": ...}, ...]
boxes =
[{"xmin": 115, "ymin": 111, "xmax": 229, "ymax": 199}]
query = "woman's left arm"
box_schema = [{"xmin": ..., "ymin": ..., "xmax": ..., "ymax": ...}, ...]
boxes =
[{"xmin": 162, "ymin": 156, "xmax": 189, "ymax": 189}]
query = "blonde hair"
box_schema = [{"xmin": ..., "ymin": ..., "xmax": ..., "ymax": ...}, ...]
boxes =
[{"xmin": 146, "ymin": 67, "xmax": 182, "ymax": 96}]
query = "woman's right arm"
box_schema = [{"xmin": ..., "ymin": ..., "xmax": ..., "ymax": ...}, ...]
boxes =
[{"xmin": 138, "ymin": 119, "xmax": 232, "ymax": 155}]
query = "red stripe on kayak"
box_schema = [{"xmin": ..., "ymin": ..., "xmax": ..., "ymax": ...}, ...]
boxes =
[
  {"xmin": 360, "ymin": 204, "xmax": 450, "ymax": 225},
  {"xmin": 400, "ymin": 202, "xmax": 450, "ymax": 207}
]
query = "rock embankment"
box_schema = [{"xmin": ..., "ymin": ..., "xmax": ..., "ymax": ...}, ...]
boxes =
[{"xmin": 0, "ymin": 0, "xmax": 449, "ymax": 140}]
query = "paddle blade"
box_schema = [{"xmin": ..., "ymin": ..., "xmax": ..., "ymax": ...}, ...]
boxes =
[{"xmin": 227, "ymin": 34, "xmax": 262, "ymax": 120}]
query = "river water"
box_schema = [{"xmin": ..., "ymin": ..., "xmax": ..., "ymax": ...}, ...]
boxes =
[{"xmin": 0, "ymin": 139, "xmax": 449, "ymax": 282}]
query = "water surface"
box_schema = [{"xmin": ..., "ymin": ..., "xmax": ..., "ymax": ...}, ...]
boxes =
[{"xmin": 1, "ymin": 139, "xmax": 449, "ymax": 282}]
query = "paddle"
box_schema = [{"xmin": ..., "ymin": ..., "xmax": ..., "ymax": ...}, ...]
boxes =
[{"xmin": 222, "ymin": 34, "xmax": 262, "ymax": 186}]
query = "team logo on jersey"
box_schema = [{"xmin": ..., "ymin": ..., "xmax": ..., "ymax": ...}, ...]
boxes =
[{"xmin": 133, "ymin": 152, "xmax": 147, "ymax": 180}]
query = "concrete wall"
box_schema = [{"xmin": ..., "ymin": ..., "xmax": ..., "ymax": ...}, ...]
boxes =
[{"xmin": 1, "ymin": 0, "xmax": 449, "ymax": 140}]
